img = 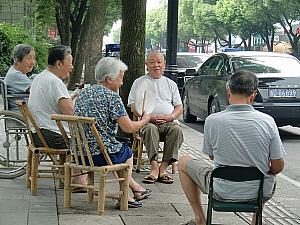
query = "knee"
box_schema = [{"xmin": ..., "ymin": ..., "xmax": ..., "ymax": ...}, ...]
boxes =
[
  {"xmin": 142, "ymin": 123, "xmax": 158, "ymax": 134},
  {"xmin": 168, "ymin": 125, "xmax": 183, "ymax": 139},
  {"xmin": 178, "ymin": 155, "xmax": 192, "ymax": 171}
]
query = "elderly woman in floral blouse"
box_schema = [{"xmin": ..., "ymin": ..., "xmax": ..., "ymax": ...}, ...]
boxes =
[{"xmin": 74, "ymin": 57, "xmax": 152, "ymax": 208}]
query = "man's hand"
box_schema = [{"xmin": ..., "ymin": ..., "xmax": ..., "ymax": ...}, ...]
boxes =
[{"xmin": 150, "ymin": 114, "xmax": 173, "ymax": 124}]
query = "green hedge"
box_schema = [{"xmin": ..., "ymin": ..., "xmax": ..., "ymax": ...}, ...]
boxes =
[{"xmin": 0, "ymin": 22, "xmax": 52, "ymax": 76}]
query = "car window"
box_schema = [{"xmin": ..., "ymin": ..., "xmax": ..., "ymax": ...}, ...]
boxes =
[
  {"xmin": 202, "ymin": 56, "xmax": 223, "ymax": 76},
  {"xmin": 232, "ymin": 56, "xmax": 300, "ymax": 75},
  {"xmin": 199, "ymin": 57, "xmax": 214, "ymax": 75},
  {"xmin": 177, "ymin": 55, "xmax": 208, "ymax": 69}
]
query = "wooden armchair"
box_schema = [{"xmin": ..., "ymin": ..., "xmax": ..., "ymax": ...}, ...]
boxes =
[
  {"xmin": 16, "ymin": 101, "xmax": 70, "ymax": 196},
  {"xmin": 51, "ymin": 114, "xmax": 129, "ymax": 215}
]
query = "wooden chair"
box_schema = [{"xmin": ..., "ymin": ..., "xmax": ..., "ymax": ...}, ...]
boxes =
[
  {"xmin": 206, "ymin": 166, "xmax": 264, "ymax": 225},
  {"xmin": 16, "ymin": 101, "xmax": 70, "ymax": 196},
  {"xmin": 51, "ymin": 114, "xmax": 129, "ymax": 215},
  {"xmin": 131, "ymin": 113, "xmax": 176, "ymax": 174}
]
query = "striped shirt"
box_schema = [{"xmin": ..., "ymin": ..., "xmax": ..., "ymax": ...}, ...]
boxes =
[{"xmin": 203, "ymin": 104, "xmax": 286, "ymax": 201}]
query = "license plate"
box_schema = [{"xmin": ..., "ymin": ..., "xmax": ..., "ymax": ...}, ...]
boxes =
[{"xmin": 269, "ymin": 89, "xmax": 297, "ymax": 98}]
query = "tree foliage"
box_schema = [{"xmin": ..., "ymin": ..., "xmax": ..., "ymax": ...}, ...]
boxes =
[
  {"xmin": 0, "ymin": 23, "xmax": 51, "ymax": 76},
  {"xmin": 145, "ymin": 3, "xmax": 167, "ymax": 50},
  {"xmin": 146, "ymin": 0, "xmax": 300, "ymax": 56},
  {"xmin": 35, "ymin": 0, "xmax": 121, "ymax": 88}
]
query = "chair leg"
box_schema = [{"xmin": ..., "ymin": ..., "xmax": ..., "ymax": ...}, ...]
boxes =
[
  {"xmin": 98, "ymin": 172, "xmax": 106, "ymax": 216},
  {"xmin": 256, "ymin": 209, "xmax": 263, "ymax": 225},
  {"xmin": 58, "ymin": 154, "xmax": 65, "ymax": 189},
  {"xmin": 31, "ymin": 151, "xmax": 39, "ymax": 196},
  {"xmin": 206, "ymin": 199, "xmax": 213, "ymax": 225},
  {"xmin": 26, "ymin": 149, "xmax": 32, "ymax": 188},
  {"xmin": 171, "ymin": 162, "xmax": 176, "ymax": 174},
  {"xmin": 64, "ymin": 164, "xmax": 72, "ymax": 208},
  {"xmin": 119, "ymin": 169, "xmax": 129, "ymax": 211},
  {"xmin": 87, "ymin": 172, "xmax": 94, "ymax": 203},
  {"xmin": 136, "ymin": 140, "xmax": 143, "ymax": 173}
]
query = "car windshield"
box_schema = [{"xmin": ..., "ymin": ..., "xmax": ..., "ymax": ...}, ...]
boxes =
[
  {"xmin": 232, "ymin": 56, "xmax": 300, "ymax": 75},
  {"xmin": 177, "ymin": 55, "xmax": 208, "ymax": 68}
]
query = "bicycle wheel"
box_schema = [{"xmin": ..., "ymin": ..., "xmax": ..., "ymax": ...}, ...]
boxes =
[{"xmin": 0, "ymin": 110, "xmax": 28, "ymax": 179}]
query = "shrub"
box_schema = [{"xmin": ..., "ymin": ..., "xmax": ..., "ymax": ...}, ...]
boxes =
[{"xmin": 0, "ymin": 22, "xmax": 52, "ymax": 76}]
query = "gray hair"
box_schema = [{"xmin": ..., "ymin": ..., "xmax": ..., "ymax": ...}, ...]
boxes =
[
  {"xmin": 95, "ymin": 57, "xmax": 128, "ymax": 82},
  {"xmin": 12, "ymin": 44, "xmax": 34, "ymax": 64},
  {"xmin": 145, "ymin": 51, "xmax": 165, "ymax": 62}
]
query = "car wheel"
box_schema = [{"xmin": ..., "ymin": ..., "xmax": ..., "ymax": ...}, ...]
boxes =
[
  {"xmin": 183, "ymin": 91, "xmax": 197, "ymax": 123},
  {"xmin": 209, "ymin": 99, "xmax": 219, "ymax": 115}
]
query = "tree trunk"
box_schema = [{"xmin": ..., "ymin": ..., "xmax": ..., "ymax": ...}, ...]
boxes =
[
  {"xmin": 68, "ymin": 10, "xmax": 90, "ymax": 90},
  {"xmin": 118, "ymin": 0, "xmax": 146, "ymax": 139},
  {"xmin": 119, "ymin": 0, "xmax": 147, "ymax": 112},
  {"xmin": 84, "ymin": 0, "xmax": 107, "ymax": 84},
  {"xmin": 70, "ymin": 0, "xmax": 88, "ymax": 62},
  {"xmin": 56, "ymin": 0, "xmax": 72, "ymax": 45}
]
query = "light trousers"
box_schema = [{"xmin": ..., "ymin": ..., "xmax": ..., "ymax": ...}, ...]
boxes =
[{"xmin": 141, "ymin": 122, "xmax": 183, "ymax": 164}]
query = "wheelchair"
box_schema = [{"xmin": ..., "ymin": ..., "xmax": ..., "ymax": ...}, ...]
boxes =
[{"xmin": 0, "ymin": 78, "xmax": 29, "ymax": 178}]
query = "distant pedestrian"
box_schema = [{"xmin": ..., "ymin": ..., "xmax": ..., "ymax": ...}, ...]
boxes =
[{"xmin": 178, "ymin": 70, "xmax": 286, "ymax": 225}]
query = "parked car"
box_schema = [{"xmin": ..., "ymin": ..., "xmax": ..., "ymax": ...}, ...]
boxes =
[
  {"xmin": 176, "ymin": 52, "xmax": 211, "ymax": 95},
  {"xmin": 182, "ymin": 51, "xmax": 300, "ymax": 127}
]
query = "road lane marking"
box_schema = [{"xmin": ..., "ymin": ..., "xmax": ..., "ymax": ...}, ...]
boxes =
[{"xmin": 278, "ymin": 173, "xmax": 300, "ymax": 188}]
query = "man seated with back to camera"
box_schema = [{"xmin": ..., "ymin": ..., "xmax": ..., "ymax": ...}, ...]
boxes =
[{"xmin": 178, "ymin": 70, "xmax": 286, "ymax": 225}]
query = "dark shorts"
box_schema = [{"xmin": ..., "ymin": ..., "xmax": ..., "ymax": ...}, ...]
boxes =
[
  {"xmin": 32, "ymin": 129, "xmax": 68, "ymax": 149},
  {"xmin": 82, "ymin": 144, "xmax": 132, "ymax": 167}
]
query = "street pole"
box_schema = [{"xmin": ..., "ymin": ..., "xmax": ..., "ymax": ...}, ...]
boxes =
[{"xmin": 164, "ymin": 0, "xmax": 179, "ymax": 83}]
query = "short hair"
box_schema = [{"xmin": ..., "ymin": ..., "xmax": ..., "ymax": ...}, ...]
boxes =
[
  {"xmin": 145, "ymin": 51, "xmax": 165, "ymax": 62},
  {"xmin": 48, "ymin": 45, "xmax": 72, "ymax": 66},
  {"xmin": 12, "ymin": 44, "xmax": 34, "ymax": 63},
  {"xmin": 228, "ymin": 70, "xmax": 258, "ymax": 96},
  {"xmin": 95, "ymin": 57, "xmax": 128, "ymax": 82}
]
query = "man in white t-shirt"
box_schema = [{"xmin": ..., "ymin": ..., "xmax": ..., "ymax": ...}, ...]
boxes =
[
  {"xmin": 28, "ymin": 45, "xmax": 75, "ymax": 149},
  {"xmin": 128, "ymin": 51, "xmax": 183, "ymax": 184}
]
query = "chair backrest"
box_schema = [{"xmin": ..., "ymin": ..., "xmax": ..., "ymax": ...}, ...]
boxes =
[
  {"xmin": 210, "ymin": 166, "xmax": 264, "ymax": 203},
  {"xmin": 0, "ymin": 78, "xmax": 9, "ymax": 110},
  {"xmin": 16, "ymin": 100, "xmax": 50, "ymax": 148},
  {"xmin": 51, "ymin": 114, "xmax": 113, "ymax": 168}
]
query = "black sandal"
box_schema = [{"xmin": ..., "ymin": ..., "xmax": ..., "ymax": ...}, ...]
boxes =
[
  {"xmin": 128, "ymin": 199, "xmax": 143, "ymax": 208},
  {"xmin": 133, "ymin": 188, "xmax": 153, "ymax": 200}
]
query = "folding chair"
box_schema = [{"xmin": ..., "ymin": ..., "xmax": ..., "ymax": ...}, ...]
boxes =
[
  {"xmin": 131, "ymin": 113, "xmax": 176, "ymax": 174},
  {"xmin": 206, "ymin": 166, "xmax": 264, "ymax": 225},
  {"xmin": 51, "ymin": 114, "xmax": 129, "ymax": 216},
  {"xmin": 16, "ymin": 101, "xmax": 70, "ymax": 195}
]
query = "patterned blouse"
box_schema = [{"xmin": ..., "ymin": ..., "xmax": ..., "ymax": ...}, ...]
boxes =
[{"xmin": 74, "ymin": 85, "xmax": 127, "ymax": 155}]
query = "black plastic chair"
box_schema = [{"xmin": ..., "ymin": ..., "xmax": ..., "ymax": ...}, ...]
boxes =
[{"xmin": 206, "ymin": 166, "xmax": 264, "ymax": 225}]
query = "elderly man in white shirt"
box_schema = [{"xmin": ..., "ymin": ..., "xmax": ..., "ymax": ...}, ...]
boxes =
[{"xmin": 128, "ymin": 51, "xmax": 183, "ymax": 184}]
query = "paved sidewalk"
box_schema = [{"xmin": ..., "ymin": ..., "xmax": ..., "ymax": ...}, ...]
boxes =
[{"xmin": 0, "ymin": 122, "xmax": 300, "ymax": 225}]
